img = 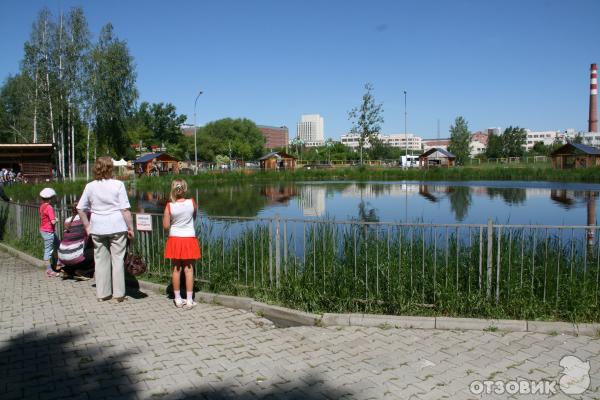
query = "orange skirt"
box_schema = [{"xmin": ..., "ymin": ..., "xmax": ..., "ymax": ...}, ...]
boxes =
[{"xmin": 164, "ymin": 237, "xmax": 201, "ymax": 260}]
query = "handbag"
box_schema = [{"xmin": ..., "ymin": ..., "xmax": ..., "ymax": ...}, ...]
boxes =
[{"xmin": 124, "ymin": 241, "xmax": 147, "ymax": 276}]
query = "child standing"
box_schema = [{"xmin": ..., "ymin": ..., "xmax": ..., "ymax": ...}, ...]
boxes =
[
  {"xmin": 39, "ymin": 188, "xmax": 60, "ymax": 277},
  {"xmin": 163, "ymin": 179, "xmax": 201, "ymax": 309}
]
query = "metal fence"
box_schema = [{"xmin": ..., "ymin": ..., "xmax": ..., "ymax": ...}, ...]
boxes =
[{"xmin": 2, "ymin": 202, "xmax": 599, "ymax": 319}]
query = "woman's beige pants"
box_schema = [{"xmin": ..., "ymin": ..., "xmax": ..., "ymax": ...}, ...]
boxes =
[{"xmin": 92, "ymin": 232, "xmax": 127, "ymax": 299}]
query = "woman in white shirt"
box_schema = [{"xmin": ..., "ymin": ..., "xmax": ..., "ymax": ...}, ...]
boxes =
[{"xmin": 77, "ymin": 156, "xmax": 134, "ymax": 302}]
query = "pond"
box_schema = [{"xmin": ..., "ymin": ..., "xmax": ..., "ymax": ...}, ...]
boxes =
[{"xmin": 120, "ymin": 181, "xmax": 600, "ymax": 226}]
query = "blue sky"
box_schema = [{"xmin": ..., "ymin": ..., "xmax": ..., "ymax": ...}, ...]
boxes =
[{"xmin": 1, "ymin": 0, "xmax": 599, "ymax": 139}]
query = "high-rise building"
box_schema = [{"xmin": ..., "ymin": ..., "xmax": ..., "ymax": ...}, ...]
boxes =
[{"xmin": 297, "ymin": 114, "xmax": 324, "ymax": 147}]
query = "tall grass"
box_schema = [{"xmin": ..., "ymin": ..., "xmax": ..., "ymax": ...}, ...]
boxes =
[
  {"xmin": 135, "ymin": 165, "xmax": 600, "ymax": 191},
  {"xmin": 3, "ymin": 202, "xmax": 598, "ymax": 322}
]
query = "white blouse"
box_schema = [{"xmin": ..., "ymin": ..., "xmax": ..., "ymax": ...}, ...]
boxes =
[{"xmin": 77, "ymin": 179, "xmax": 131, "ymax": 235}]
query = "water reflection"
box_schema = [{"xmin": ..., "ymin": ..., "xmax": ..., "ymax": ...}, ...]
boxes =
[
  {"xmin": 167, "ymin": 183, "xmax": 600, "ymax": 224},
  {"xmin": 21, "ymin": 181, "xmax": 600, "ymax": 225}
]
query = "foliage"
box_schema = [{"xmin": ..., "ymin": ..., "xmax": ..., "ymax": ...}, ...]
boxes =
[
  {"xmin": 197, "ymin": 118, "xmax": 265, "ymax": 162},
  {"xmin": 448, "ymin": 116, "xmax": 471, "ymax": 165},
  {"xmin": 348, "ymin": 83, "xmax": 384, "ymax": 165},
  {"xmin": 90, "ymin": 23, "xmax": 138, "ymax": 157},
  {"xmin": 134, "ymin": 102, "xmax": 187, "ymax": 145},
  {"xmin": 485, "ymin": 130, "xmax": 503, "ymax": 159},
  {"xmin": 501, "ymin": 126, "xmax": 527, "ymax": 157}
]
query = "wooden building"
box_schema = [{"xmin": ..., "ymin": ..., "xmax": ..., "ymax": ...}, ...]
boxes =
[
  {"xmin": 418, "ymin": 148, "xmax": 456, "ymax": 168},
  {"xmin": 133, "ymin": 152, "xmax": 180, "ymax": 176},
  {"xmin": 550, "ymin": 143, "xmax": 600, "ymax": 169},
  {"xmin": 258, "ymin": 151, "xmax": 296, "ymax": 170},
  {"xmin": 0, "ymin": 143, "xmax": 54, "ymax": 181}
]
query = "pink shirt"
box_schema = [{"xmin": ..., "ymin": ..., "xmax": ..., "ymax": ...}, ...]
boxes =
[{"xmin": 39, "ymin": 203, "xmax": 55, "ymax": 233}]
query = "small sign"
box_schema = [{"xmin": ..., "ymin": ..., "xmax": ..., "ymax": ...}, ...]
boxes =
[{"xmin": 136, "ymin": 214, "xmax": 152, "ymax": 231}]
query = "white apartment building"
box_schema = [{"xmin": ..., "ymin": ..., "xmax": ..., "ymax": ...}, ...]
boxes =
[
  {"xmin": 524, "ymin": 130, "xmax": 560, "ymax": 151},
  {"xmin": 296, "ymin": 114, "xmax": 324, "ymax": 147},
  {"xmin": 340, "ymin": 133, "xmax": 422, "ymax": 151}
]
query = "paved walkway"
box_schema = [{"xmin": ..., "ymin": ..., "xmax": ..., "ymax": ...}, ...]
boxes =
[{"xmin": 0, "ymin": 252, "xmax": 599, "ymax": 399}]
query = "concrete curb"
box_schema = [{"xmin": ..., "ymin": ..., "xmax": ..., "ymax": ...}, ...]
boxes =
[
  {"xmin": 251, "ymin": 301, "xmax": 320, "ymax": 327},
  {"xmin": 1, "ymin": 243, "xmax": 599, "ymax": 337},
  {"xmin": 0, "ymin": 243, "xmax": 46, "ymax": 268},
  {"xmin": 351, "ymin": 314, "xmax": 436, "ymax": 329},
  {"xmin": 436, "ymin": 317, "xmax": 527, "ymax": 332}
]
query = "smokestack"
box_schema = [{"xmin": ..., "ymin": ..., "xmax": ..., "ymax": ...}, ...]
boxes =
[{"xmin": 590, "ymin": 63, "xmax": 598, "ymax": 133}]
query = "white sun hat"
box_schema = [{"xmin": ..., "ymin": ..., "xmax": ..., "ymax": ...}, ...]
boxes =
[{"xmin": 39, "ymin": 188, "xmax": 57, "ymax": 199}]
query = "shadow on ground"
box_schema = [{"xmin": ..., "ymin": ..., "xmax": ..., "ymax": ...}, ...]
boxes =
[
  {"xmin": 0, "ymin": 329, "xmax": 354, "ymax": 399},
  {"xmin": 0, "ymin": 330, "xmax": 135, "ymax": 400}
]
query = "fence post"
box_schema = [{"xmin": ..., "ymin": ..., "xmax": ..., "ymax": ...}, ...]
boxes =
[
  {"xmin": 15, "ymin": 202, "xmax": 22, "ymax": 239},
  {"xmin": 487, "ymin": 219, "xmax": 493, "ymax": 299},
  {"xmin": 268, "ymin": 220, "xmax": 273, "ymax": 287},
  {"xmin": 275, "ymin": 215, "xmax": 281, "ymax": 288}
]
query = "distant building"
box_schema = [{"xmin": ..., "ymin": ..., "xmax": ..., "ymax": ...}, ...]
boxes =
[
  {"xmin": 340, "ymin": 133, "xmax": 422, "ymax": 151},
  {"xmin": 422, "ymin": 138, "xmax": 450, "ymax": 152},
  {"xmin": 470, "ymin": 132, "xmax": 488, "ymax": 156},
  {"xmin": 258, "ymin": 151, "xmax": 296, "ymax": 170},
  {"xmin": 418, "ymin": 148, "xmax": 456, "ymax": 168},
  {"xmin": 551, "ymin": 143, "xmax": 600, "ymax": 169},
  {"xmin": 180, "ymin": 124, "xmax": 196, "ymax": 137},
  {"xmin": 257, "ymin": 125, "xmax": 289, "ymax": 149},
  {"xmin": 0, "ymin": 143, "xmax": 54, "ymax": 182},
  {"xmin": 297, "ymin": 114, "xmax": 324, "ymax": 147},
  {"xmin": 524, "ymin": 130, "xmax": 560, "ymax": 151}
]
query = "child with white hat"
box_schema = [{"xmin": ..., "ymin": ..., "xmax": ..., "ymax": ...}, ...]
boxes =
[{"xmin": 39, "ymin": 187, "xmax": 60, "ymax": 277}]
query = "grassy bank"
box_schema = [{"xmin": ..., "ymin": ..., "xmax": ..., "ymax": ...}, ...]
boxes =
[
  {"xmin": 135, "ymin": 165, "xmax": 600, "ymax": 191},
  {"xmin": 5, "ymin": 165, "xmax": 600, "ymax": 200}
]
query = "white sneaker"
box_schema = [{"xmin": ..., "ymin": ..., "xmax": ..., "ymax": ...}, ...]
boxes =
[
  {"xmin": 174, "ymin": 298, "xmax": 185, "ymax": 308},
  {"xmin": 183, "ymin": 300, "xmax": 197, "ymax": 309}
]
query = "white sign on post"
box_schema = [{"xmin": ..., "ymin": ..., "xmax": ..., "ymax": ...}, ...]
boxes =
[{"xmin": 136, "ymin": 214, "xmax": 153, "ymax": 231}]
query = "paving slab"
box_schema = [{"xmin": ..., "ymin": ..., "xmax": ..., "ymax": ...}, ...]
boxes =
[{"xmin": 0, "ymin": 251, "xmax": 598, "ymax": 399}]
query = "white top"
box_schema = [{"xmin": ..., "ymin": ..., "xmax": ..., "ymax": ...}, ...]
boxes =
[
  {"xmin": 77, "ymin": 179, "xmax": 131, "ymax": 235},
  {"xmin": 168, "ymin": 199, "xmax": 196, "ymax": 237}
]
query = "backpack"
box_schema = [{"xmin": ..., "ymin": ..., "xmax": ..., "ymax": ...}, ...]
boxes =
[{"xmin": 58, "ymin": 214, "xmax": 88, "ymax": 266}]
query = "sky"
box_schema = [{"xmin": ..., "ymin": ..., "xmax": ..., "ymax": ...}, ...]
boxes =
[{"xmin": 1, "ymin": 0, "xmax": 600, "ymax": 140}]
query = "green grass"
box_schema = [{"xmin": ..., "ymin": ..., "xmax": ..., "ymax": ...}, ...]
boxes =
[
  {"xmin": 133, "ymin": 165, "xmax": 600, "ymax": 191},
  {"xmin": 128, "ymin": 218, "xmax": 600, "ymax": 323}
]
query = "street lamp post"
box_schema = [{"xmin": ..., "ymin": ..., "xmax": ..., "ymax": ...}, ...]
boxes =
[
  {"xmin": 193, "ymin": 91, "xmax": 203, "ymax": 175},
  {"xmin": 404, "ymin": 90, "xmax": 408, "ymax": 167}
]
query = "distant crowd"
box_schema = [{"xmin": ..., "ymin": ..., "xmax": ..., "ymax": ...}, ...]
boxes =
[{"xmin": 1, "ymin": 168, "xmax": 24, "ymax": 184}]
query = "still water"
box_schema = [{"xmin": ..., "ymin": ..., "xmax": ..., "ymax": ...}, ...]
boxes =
[{"xmin": 126, "ymin": 181, "xmax": 600, "ymax": 226}]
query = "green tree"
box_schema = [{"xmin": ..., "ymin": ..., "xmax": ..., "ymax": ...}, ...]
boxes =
[
  {"xmin": 448, "ymin": 116, "xmax": 471, "ymax": 165},
  {"xmin": 348, "ymin": 83, "xmax": 384, "ymax": 165},
  {"xmin": 197, "ymin": 118, "xmax": 265, "ymax": 162},
  {"xmin": 136, "ymin": 102, "xmax": 187, "ymax": 145},
  {"xmin": 369, "ymin": 136, "xmax": 394, "ymax": 160},
  {"xmin": 89, "ymin": 23, "xmax": 138, "ymax": 157},
  {"xmin": 485, "ymin": 130, "xmax": 503, "ymax": 159},
  {"xmin": 502, "ymin": 126, "xmax": 526, "ymax": 157},
  {"xmin": 0, "ymin": 74, "xmax": 34, "ymax": 143}
]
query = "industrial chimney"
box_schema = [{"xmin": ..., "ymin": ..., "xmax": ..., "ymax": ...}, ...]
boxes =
[{"xmin": 590, "ymin": 63, "xmax": 598, "ymax": 133}]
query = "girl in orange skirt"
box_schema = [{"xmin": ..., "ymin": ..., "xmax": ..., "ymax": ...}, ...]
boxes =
[{"xmin": 163, "ymin": 179, "xmax": 201, "ymax": 309}]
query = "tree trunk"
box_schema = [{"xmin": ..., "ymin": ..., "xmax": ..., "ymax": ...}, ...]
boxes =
[
  {"xmin": 33, "ymin": 69, "xmax": 38, "ymax": 143},
  {"xmin": 86, "ymin": 121, "xmax": 90, "ymax": 180},
  {"xmin": 71, "ymin": 123, "xmax": 75, "ymax": 181},
  {"xmin": 43, "ymin": 18, "xmax": 56, "ymax": 173},
  {"xmin": 58, "ymin": 12, "xmax": 65, "ymax": 181}
]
